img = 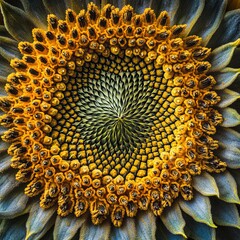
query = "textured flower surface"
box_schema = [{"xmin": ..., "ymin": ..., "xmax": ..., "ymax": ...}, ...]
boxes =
[{"xmin": 0, "ymin": 0, "xmax": 239, "ymax": 239}]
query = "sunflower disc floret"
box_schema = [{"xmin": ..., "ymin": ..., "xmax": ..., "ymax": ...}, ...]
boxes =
[{"xmin": 0, "ymin": 3, "xmax": 226, "ymax": 227}]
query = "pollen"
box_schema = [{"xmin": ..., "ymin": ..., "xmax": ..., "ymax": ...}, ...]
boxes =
[{"xmin": 0, "ymin": 3, "xmax": 226, "ymax": 227}]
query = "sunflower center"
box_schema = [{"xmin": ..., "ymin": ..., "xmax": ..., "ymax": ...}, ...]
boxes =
[
  {"xmin": 53, "ymin": 54, "xmax": 170, "ymax": 179},
  {"xmin": 0, "ymin": 3, "xmax": 226, "ymax": 227},
  {"xmin": 76, "ymin": 71, "xmax": 152, "ymax": 152}
]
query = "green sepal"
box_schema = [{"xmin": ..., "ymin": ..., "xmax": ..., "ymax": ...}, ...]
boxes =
[
  {"xmin": 79, "ymin": 217, "xmax": 111, "ymax": 240},
  {"xmin": 220, "ymin": 107, "xmax": 240, "ymax": 127},
  {"xmin": 183, "ymin": 213, "xmax": 216, "ymax": 240},
  {"xmin": 213, "ymin": 170, "xmax": 240, "ymax": 204},
  {"xmin": 209, "ymin": 40, "xmax": 240, "ymax": 72},
  {"xmin": 217, "ymin": 89, "xmax": 240, "ymax": 108},
  {"xmin": 211, "ymin": 197, "xmax": 240, "ymax": 229},
  {"xmin": 136, "ymin": 210, "xmax": 157, "ymax": 240},
  {"xmin": 0, "ymin": 0, "xmax": 36, "ymax": 41},
  {"xmin": 25, "ymin": 202, "xmax": 56, "ymax": 240},
  {"xmin": 53, "ymin": 214, "xmax": 86, "ymax": 240},
  {"xmin": 193, "ymin": 172, "xmax": 219, "ymax": 197},
  {"xmin": 179, "ymin": 192, "xmax": 216, "ymax": 228},
  {"xmin": 111, "ymin": 218, "xmax": 136, "ymax": 240}
]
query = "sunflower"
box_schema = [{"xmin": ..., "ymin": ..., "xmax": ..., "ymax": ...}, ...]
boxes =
[{"xmin": 0, "ymin": 0, "xmax": 239, "ymax": 239}]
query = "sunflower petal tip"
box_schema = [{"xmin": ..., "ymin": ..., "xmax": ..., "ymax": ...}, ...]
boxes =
[
  {"xmin": 235, "ymin": 38, "xmax": 240, "ymax": 45},
  {"xmin": 235, "ymin": 200, "xmax": 240, "ymax": 205},
  {"xmin": 210, "ymin": 222, "xmax": 218, "ymax": 228},
  {"xmin": 179, "ymin": 232, "xmax": 188, "ymax": 239}
]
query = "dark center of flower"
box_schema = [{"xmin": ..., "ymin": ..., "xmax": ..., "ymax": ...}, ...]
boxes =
[
  {"xmin": 53, "ymin": 53, "xmax": 177, "ymax": 180},
  {"xmin": 0, "ymin": 3, "xmax": 226, "ymax": 227}
]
